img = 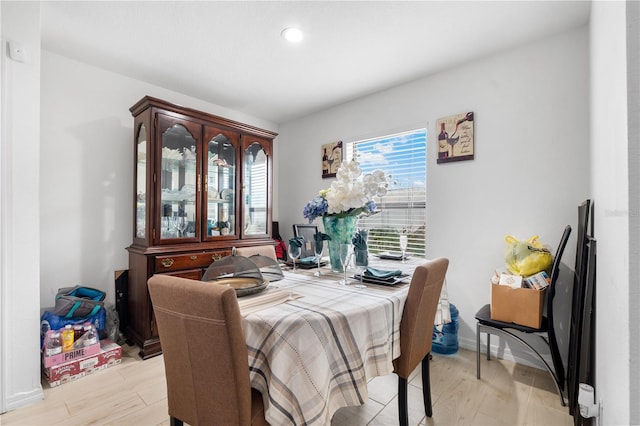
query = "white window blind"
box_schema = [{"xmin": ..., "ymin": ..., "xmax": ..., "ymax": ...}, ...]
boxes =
[
  {"xmin": 247, "ymin": 161, "xmax": 267, "ymax": 232},
  {"xmin": 346, "ymin": 129, "xmax": 427, "ymax": 257}
]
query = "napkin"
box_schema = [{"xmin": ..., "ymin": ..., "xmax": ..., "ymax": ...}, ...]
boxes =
[
  {"xmin": 352, "ymin": 229, "xmax": 368, "ymax": 250},
  {"xmin": 314, "ymin": 232, "xmax": 331, "ymax": 242},
  {"xmin": 288, "ymin": 236, "xmax": 304, "ymax": 248},
  {"xmin": 352, "ymin": 229, "xmax": 369, "ymax": 266},
  {"xmin": 314, "ymin": 232, "xmax": 331, "ymax": 253},
  {"xmin": 299, "ymin": 256, "xmax": 318, "ymax": 265},
  {"xmin": 364, "ymin": 267, "xmax": 402, "ymax": 279},
  {"xmin": 238, "ymin": 288, "xmax": 303, "ymax": 316}
]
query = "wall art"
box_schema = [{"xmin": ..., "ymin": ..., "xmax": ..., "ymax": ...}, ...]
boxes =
[
  {"xmin": 436, "ymin": 112, "xmax": 474, "ymax": 164},
  {"xmin": 321, "ymin": 141, "xmax": 343, "ymax": 178}
]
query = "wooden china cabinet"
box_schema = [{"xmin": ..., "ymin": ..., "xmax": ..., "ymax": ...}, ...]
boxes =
[{"xmin": 126, "ymin": 96, "xmax": 277, "ymax": 358}]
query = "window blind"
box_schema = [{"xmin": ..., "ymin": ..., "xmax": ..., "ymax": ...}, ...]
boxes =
[
  {"xmin": 247, "ymin": 161, "xmax": 267, "ymax": 232},
  {"xmin": 346, "ymin": 129, "xmax": 427, "ymax": 256}
]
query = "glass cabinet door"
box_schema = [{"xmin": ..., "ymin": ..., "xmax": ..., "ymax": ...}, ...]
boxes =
[
  {"xmin": 204, "ymin": 127, "xmax": 238, "ymax": 240},
  {"xmin": 135, "ymin": 123, "xmax": 147, "ymax": 239},
  {"xmin": 157, "ymin": 115, "xmax": 200, "ymax": 242},
  {"xmin": 243, "ymin": 139, "xmax": 270, "ymax": 236}
]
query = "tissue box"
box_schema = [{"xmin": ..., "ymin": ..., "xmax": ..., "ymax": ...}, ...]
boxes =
[
  {"xmin": 43, "ymin": 340, "xmax": 122, "ymax": 387},
  {"xmin": 490, "ymin": 283, "xmax": 546, "ymax": 328},
  {"xmin": 498, "ymin": 273, "xmax": 523, "ymax": 288}
]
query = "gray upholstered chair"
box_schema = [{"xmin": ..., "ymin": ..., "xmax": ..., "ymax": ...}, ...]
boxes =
[
  {"xmin": 148, "ymin": 275, "xmax": 268, "ymax": 426},
  {"xmin": 235, "ymin": 245, "xmax": 278, "ymax": 261},
  {"xmin": 393, "ymin": 258, "xmax": 449, "ymax": 426}
]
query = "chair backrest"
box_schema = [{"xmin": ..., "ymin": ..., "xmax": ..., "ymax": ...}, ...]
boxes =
[
  {"xmin": 547, "ymin": 225, "xmax": 573, "ymax": 309},
  {"xmin": 393, "ymin": 258, "xmax": 449, "ymax": 379},
  {"xmin": 235, "ymin": 245, "xmax": 277, "ymax": 261},
  {"xmin": 148, "ymin": 275, "xmax": 253, "ymax": 426},
  {"xmin": 574, "ymin": 199, "xmax": 591, "ymax": 281},
  {"xmin": 545, "ymin": 225, "xmax": 572, "ymax": 388}
]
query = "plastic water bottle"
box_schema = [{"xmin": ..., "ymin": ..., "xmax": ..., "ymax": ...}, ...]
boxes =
[
  {"xmin": 45, "ymin": 331, "xmax": 62, "ymax": 356},
  {"xmin": 432, "ymin": 304, "xmax": 459, "ymax": 355},
  {"xmin": 83, "ymin": 322, "xmax": 99, "ymax": 346},
  {"xmin": 40, "ymin": 320, "xmax": 51, "ymax": 348}
]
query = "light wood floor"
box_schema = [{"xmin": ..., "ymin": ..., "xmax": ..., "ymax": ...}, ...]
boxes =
[{"xmin": 1, "ymin": 344, "xmax": 573, "ymax": 425}]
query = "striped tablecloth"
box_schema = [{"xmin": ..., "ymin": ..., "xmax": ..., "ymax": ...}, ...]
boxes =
[{"xmin": 243, "ymin": 257, "xmax": 423, "ymax": 425}]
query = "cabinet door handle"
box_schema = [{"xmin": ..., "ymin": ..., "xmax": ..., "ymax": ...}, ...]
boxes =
[
  {"xmin": 211, "ymin": 254, "xmax": 221, "ymax": 261},
  {"xmin": 161, "ymin": 258, "xmax": 174, "ymax": 268},
  {"xmin": 190, "ymin": 255, "xmax": 197, "ymax": 260}
]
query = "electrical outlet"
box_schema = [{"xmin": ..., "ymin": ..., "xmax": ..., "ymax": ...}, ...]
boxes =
[{"xmin": 8, "ymin": 40, "xmax": 26, "ymax": 62}]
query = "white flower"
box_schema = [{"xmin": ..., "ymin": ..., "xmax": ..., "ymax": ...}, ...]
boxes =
[{"xmin": 304, "ymin": 159, "xmax": 390, "ymax": 221}]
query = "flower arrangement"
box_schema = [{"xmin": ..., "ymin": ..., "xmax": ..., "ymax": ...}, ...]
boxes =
[{"xmin": 303, "ymin": 159, "xmax": 390, "ymax": 222}]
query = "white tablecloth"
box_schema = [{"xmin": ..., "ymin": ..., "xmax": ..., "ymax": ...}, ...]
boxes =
[{"xmin": 243, "ymin": 258, "xmax": 422, "ymax": 425}]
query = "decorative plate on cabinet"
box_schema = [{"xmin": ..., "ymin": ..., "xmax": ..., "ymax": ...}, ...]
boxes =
[
  {"xmin": 208, "ymin": 188, "xmax": 220, "ymax": 200},
  {"xmin": 220, "ymin": 188, "xmax": 234, "ymax": 201}
]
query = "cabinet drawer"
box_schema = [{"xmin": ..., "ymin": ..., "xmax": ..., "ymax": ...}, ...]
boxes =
[{"xmin": 154, "ymin": 250, "xmax": 229, "ymax": 273}]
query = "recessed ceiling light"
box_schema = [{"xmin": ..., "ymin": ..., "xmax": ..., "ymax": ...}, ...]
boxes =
[{"xmin": 281, "ymin": 27, "xmax": 304, "ymax": 43}]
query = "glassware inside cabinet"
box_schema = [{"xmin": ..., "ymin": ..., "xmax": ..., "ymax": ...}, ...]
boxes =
[
  {"xmin": 135, "ymin": 124, "xmax": 147, "ymax": 239},
  {"xmin": 206, "ymin": 133, "xmax": 235, "ymax": 237},
  {"xmin": 159, "ymin": 124, "xmax": 197, "ymax": 239}
]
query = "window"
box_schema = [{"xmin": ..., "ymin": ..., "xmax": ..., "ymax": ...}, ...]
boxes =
[{"xmin": 346, "ymin": 129, "xmax": 427, "ymax": 257}]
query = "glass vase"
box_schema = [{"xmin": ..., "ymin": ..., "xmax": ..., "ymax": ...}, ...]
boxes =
[{"xmin": 323, "ymin": 215, "xmax": 358, "ymax": 272}]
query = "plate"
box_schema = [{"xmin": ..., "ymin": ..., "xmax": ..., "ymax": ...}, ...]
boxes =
[
  {"xmin": 208, "ymin": 188, "xmax": 219, "ymax": 200},
  {"xmin": 205, "ymin": 277, "xmax": 267, "ymax": 297},
  {"xmin": 220, "ymin": 188, "xmax": 234, "ymax": 201},
  {"xmin": 286, "ymin": 259, "xmax": 327, "ymax": 269},
  {"xmin": 375, "ymin": 251, "xmax": 408, "ymax": 261},
  {"xmin": 352, "ymin": 273, "xmax": 409, "ymax": 286}
]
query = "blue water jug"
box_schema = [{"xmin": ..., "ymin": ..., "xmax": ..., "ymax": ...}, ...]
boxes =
[{"xmin": 432, "ymin": 303, "xmax": 459, "ymax": 354}]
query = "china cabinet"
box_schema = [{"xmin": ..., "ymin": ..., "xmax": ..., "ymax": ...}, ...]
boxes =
[{"xmin": 126, "ymin": 96, "xmax": 277, "ymax": 358}]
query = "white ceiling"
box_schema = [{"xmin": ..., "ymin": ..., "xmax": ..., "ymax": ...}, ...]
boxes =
[{"xmin": 40, "ymin": 1, "xmax": 591, "ymax": 124}]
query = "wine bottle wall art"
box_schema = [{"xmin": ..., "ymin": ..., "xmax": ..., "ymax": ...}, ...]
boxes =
[{"xmin": 436, "ymin": 112, "xmax": 474, "ymax": 164}]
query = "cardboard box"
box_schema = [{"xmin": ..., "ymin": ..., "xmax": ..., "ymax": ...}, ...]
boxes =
[
  {"xmin": 490, "ymin": 283, "xmax": 546, "ymax": 328},
  {"xmin": 43, "ymin": 340, "xmax": 122, "ymax": 387}
]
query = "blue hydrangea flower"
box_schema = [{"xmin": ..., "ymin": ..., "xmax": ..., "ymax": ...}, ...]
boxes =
[
  {"xmin": 303, "ymin": 196, "xmax": 329, "ymax": 223},
  {"xmin": 364, "ymin": 200, "xmax": 376, "ymax": 214}
]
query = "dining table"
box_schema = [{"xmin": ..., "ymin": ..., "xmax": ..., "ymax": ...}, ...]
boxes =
[{"xmin": 238, "ymin": 255, "xmax": 426, "ymax": 426}]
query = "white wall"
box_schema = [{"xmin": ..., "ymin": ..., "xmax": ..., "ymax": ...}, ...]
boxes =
[
  {"xmin": 590, "ymin": 2, "xmax": 633, "ymax": 424},
  {"xmin": 1, "ymin": 1, "xmax": 44, "ymax": 412},
  {"xmin": 39, "ymin": 51, "xmax": 279, "ymax": 310},
  {"xmin": 278, "ymin": 28, "xmax": 590, "ymax": 366}
]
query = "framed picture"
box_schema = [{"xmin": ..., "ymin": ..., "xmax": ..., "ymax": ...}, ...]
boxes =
[
  {"xmin": 293, "ymin": 224, "xmax": 319, "ymax": 257},
  {"xmin": 321, "ymin": 141, "xmax": 343, "ymax": 178},
  {"xmin": 436, "ymin": 112, "xmax": 474, "ymax": 164}
]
